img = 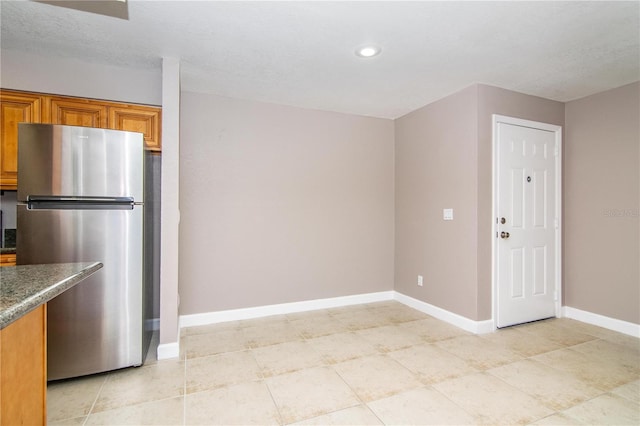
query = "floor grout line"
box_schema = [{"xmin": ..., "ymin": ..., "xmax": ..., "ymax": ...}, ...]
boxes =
[{"xmin": 81, "ymin": 373, "xmax": 109, "ymax": 425}]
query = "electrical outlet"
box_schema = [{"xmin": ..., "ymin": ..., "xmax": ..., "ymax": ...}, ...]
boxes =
[{"xmin": 417, "ymin": 275, "xmax": 423, "ymax": 287}]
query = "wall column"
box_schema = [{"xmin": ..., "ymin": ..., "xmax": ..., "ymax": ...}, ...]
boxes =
[{"xmin": 158, "ymin": 57, "xmax": 180, "ymax": 359}]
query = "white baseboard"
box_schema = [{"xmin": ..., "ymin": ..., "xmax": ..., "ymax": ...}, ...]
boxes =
[
  {"xmin": 393, "ymin": 292, "xmax": 495, "ymax": 334},
  {"xmin": 157, "ymin": 342, "xmax": 179, "ymax": 360},
  {"xmin": 562, "ymin": 306, "xmax": 640, "ymax": 338},
  {"xmin": 163, "ymin": 297, "xmax": 638, "ymax": 359},
  {"xmin": 179, "ymin": 291, "xmax": 395, "ymax": 328},
  {"xmin": 177, "ymin": 290, "xmax": 496, "ymax": 335}
]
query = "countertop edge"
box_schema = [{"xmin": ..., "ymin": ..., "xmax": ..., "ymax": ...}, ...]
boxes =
[{"xmin": 0, "ymin": 262, "xmax": 103, "ymax": 329}]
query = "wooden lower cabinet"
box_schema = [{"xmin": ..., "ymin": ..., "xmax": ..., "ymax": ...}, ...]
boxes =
[
  {"xmin": 0, "ymin": 254, "xmax": 16, "ymax": 267},
  {"xmin": 0, "ymin": 304, "xmax": 47, "ymax": 425}
]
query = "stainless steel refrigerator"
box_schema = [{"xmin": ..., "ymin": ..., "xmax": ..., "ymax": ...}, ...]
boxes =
[{"xmin": 16, "ymin": 123, "xmax": 151, "ymax": 381}]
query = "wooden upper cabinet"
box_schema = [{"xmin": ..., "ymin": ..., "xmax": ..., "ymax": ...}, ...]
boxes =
[
  {"xmin": 0, "ymin": 90, "xmax": 161, "ymax": 188},
  {"xmin": 49, "ymin": 97, "xmax": 108, "ymax": 128},
  {"xmin": 0, "ymin": 90, "xmax": 43, "ymax": 189},
  {"xmin": 109, "ymin": 105, "xmax": 162, "ymax": 152}
]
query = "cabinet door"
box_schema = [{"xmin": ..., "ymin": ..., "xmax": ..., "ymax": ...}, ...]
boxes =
[
  {"xmin": 0, "ymin": 253, "xmax": 16, "ymax": 267},
  {"xmin": 0, "ymin": 304, "xmax": 47, "ymax": 425},
  {"xmin": 0, "ymin": 91, "xmax": 43, "ymax": 189},
  {"xmin": 109, "ymin": 105, "xmax": 162, "ymax": 151},
  {"xmin": 50, "ymin": 97, "xmax": 108, "ymax": 128}
]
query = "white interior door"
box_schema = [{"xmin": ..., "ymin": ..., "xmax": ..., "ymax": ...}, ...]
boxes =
[{"xmin": 494, "ymin": 116, "xmax": 561, "ymax": 328}]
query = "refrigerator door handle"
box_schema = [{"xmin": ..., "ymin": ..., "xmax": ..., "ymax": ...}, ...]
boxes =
[{"xmin": 27, "ymin": 196, "xmax": 135, "ymax": 210}]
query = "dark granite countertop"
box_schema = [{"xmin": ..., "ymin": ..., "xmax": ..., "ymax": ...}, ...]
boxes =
[
  {"xmin": 0, "ymin": 262, "xmax": 102, "ymax": 329},
  {"xmin": 1, "ymin": 248, "xmax": 16, "ymax": 255}
]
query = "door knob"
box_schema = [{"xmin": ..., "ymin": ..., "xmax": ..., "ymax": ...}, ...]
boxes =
[{"xmin": 501, "ymin": 231, "xmax": 510, "ymax": 239}]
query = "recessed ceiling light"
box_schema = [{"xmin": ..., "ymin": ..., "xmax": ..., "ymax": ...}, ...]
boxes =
[{"xmin": 356, "ymin": 45, "xmax": 381, "ymax": 58}]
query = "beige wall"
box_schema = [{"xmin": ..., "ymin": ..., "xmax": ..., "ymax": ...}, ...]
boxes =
[
  {"xmin": 477, "ymin": 85, "xmax": 565, "ymax": 320},
  {"xmin": 564, "ymin": 82, "xmax": 639, "ymax": 324},
  {"xmin": 182, "ymin": 83, "xmax": 637, "ymax": 327},
  {"xmin": 394, "ymin": 86, "xmax": 480, "ymax": 319},
  {"xmin": 179, "ymin": 92, "xmax": 395, "ymax": 315},
  {"xmin": 395, "ymin": 84, "xmax": 564, "ymax": 321},
  {"xmin": 8, "ymin": 44, "xmax": 634, "ymax": 328}
]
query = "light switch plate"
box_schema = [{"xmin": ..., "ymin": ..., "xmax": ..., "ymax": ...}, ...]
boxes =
[{"xmin": 443, "ymin": 208, "xmax": 454, "ymax": 220}]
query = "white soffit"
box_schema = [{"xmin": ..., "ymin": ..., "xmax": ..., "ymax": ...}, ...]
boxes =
[{"xmin": 2, "ymin": 1, "xmax": 639, "ymax": 119}]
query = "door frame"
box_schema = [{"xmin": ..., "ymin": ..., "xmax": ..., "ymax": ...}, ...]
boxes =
[{"xmin": 491, "ymin": 114, "xmax": 563, "ymax": 329}]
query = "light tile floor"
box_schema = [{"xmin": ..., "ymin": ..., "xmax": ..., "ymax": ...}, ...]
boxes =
[{"xmin": 48, "ymin": 301, "xmax": 640, "ymax": 425}]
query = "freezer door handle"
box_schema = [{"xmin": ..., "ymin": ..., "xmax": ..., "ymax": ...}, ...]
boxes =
[{"xmin": 27, "ymin": 196, "xmax": 135, "ymax": 210}]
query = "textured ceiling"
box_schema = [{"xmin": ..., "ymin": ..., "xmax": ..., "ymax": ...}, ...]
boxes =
[{"xmin": 1, "ymin": 0, "xmax": 639, "ymax": 118}]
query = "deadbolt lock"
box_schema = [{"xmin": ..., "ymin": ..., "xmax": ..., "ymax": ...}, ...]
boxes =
[{"xmin": 500, "ymin": 217, "xmax": 506, "ymax": 224}]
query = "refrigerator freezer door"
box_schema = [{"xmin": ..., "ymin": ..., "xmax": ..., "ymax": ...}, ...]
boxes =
[
  {"xmin": 17, "ymin": 123, "xmax": 143, "ymax": 202},
  {"xmin": 17, "ymin": 204, "xmax": 144, "ymax": 380}
]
